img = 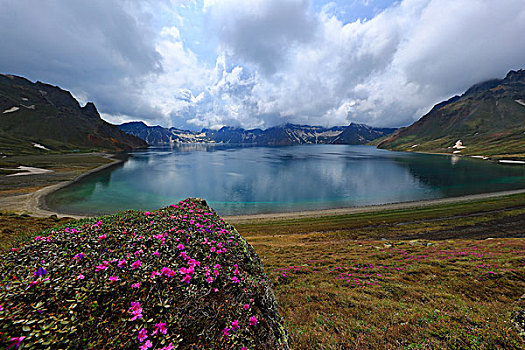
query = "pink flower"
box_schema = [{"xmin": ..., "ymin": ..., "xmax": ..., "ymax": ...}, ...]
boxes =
[
  {"xmin": 232, "ymin": 319, "xmax": 239, "ymax": 330},
  {"xmin": 98, "ymin": 234, "xmax": 106, "ymax": 240},
  {"xmin": 206, "ymin": 276, "xmax": 213, "ymax": 284},
  {"xmin": 134, "ymin": 249, "xmax": 143, "ymax": 256},
  {"xmin": 95, "ymin": 264, "xmax": 108, "ymax": 272},
  {"xmin": 129, "ymin": 301, "xmax": 143, "ymax": 321},
  {"xmin": 222, "ymin": 327, "xmax": 231, "ymax": 339},
  {"xmin": 144, "ymin": 211, "xmax": 151, "ymax": 216},
  {"xmin": 160, "ymin": 344, "xmax": 175, "ymax": 350},
  {"xmin": 177, "ymin": 243, "xmax": 185, "ymax": 250},
  {"xmin": 76, "ymin": 274, "xmax": 85, "ymax": 280},
  {"xmin": 181, "ymin": 274, "xmax": 192, "ymax": 283},
  {"xmin": 9, "ymin": 336, "xmax": 25, "ymax": 349},
  {"xmin": 138, "ymin": 328, "xmax": 148, "ymax": 342},
  {"xmin": 155, "ymin": 322, "xmax": 167, "ymax": 335},
  {"xmin": 153, "ymin": 250, "xmax": 160, "ymax": 257},
  {"xmin": 231, "ymin": 276, "xmax": 240, "ymax": 283},
  {"xmin": 161, "ymin": 267, "xmax": 176, "ymax": 277},
  {"xmin": 243, "ymin": 304, "xmax": 250, "ymax": 310},
  {"xmin": 249, "ymin": 316, "xmax": 257, "ymax": 326},
  {"xmin": 109, "ymin": 276, "xmax": 120, "ymax": 282},
  {"xmin": 118, "ymin": 259, "xmax": 127, "ymax": 268},
  {"xmin": 131, "ymin": 260, "xmax": 142, "ymax": 269},
  {"xmin": 140, "ymin": 340, "xmax": 153, "ymax": 350},
  {"xmin": 132, "ymin": 282, "xmax": 141, "ymax": 289}
]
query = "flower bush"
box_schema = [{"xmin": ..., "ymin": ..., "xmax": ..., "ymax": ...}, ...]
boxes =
[{"xmin": 0, "ymin": 198, "xmax": 288, "ymax": 349}]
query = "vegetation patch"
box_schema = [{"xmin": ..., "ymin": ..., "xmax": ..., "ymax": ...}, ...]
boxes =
[{"xmin": 0, "ymin": 198, "xmax": 288, "ymax": 349}]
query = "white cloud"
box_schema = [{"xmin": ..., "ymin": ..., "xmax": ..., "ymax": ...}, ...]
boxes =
[{"xmin": 2, "ymin": 0, "xmax": 524, "ymax": 130}]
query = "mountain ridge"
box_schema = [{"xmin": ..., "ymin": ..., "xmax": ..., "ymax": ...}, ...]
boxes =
[
  {"xmin": 377, "ymin": 69, "xmax": 525, "ymax": 157},
  {"xmin": 0, "ymin": 74, "xmax": 148, "ymax": 155},
  {"xmin": 119, "ymin": 121, "xmax": 396, "ymax": 146}
]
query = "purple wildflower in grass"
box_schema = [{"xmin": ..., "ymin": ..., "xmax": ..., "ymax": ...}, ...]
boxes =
[
  {"xmin": 95, "ymin": 264, "xmax": 108, "ymax": 272},
  {"xmin": 232, "ymin": 319, "xmax": 239, "ymax": 330},
  {"xmin": 140, "ymin": 340, "xmax": 153, "ymax": 350},
  {"xmin": 34, "ymin": 267, "xmax": 46, "ymax": 277},
  {"xmin": 138, "ymin": 328, "xmax": 148, "ymax": 342},
  {"xmin": 181, "ymin": 274, "xmax": 192, "ymax": 283},
  {"xmin": 249, "ymin": 316, "xmax": 258, "ymax": 326},
  {"xmin": 129, "ymin": 301, "xmax": 143, "ymax": 321},
  {"xmin": 222, "ymin": 327, "xmax": 231, "ymax": 339},
  {"xmin": 155, "ymin": 322, "xmax": 167, "ymax": 335},
  {"xmin": 73, "ymin": 252, "xmax": 85, "ymax": 261},
  {"xmin": 131, "ymin": 260, "xmax": 142, "ymax": 269},
  {"xmin": 9, "ymin": 336, "xmax": 26, "ymax": 349}
]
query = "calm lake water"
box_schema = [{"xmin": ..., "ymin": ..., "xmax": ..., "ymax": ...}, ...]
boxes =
[{"xmin": 45, "ymin": 145, "xmax": 525, "ymax": 216}]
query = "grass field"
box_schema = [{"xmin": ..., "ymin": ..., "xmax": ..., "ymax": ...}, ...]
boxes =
[
  {"xmin": 229, "ymin": 194, "xmax": 525, "ymax": 349},
  {"xmin": 1, "ymin": 193, "xmax": 524, "ymax": 349}
]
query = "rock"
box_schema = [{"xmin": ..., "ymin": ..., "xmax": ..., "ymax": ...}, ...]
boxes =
[{"xmin": 511, "ymin": 310, "xmax": 525, "ymax": 340}]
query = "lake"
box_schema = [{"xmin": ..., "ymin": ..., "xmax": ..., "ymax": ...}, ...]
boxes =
[{"xmin": 45, "ymin": 145, "xmax": 525, "ymax": 216}]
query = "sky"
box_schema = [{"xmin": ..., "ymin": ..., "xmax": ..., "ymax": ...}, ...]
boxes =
[{"xmin": 1, "ymin": 0, "xmax": 524, "ymax": 130}]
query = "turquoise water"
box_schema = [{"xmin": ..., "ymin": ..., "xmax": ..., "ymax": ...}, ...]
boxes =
[{"xmin": 45, "ymin": 145, "xmax": 525, "ymax": 216}]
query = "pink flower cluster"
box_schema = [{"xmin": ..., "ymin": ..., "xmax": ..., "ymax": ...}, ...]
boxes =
[{"xmin": 129, "ymin": 301, "xmax": 143, "ymax": 321}]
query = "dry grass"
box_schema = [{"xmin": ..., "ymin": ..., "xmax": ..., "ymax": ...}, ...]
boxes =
[
  {"xmin": 1, "ymin": 193, "xmax": 524, "ymax": 348},
  {"xmin": 231, "ymin": 193, "xmax": 525, "ymax": 349}
]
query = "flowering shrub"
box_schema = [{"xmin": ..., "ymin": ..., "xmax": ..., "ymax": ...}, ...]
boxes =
[{"xmin": 0, "ymin": 198, "xmax": 288, "ymax": 349}]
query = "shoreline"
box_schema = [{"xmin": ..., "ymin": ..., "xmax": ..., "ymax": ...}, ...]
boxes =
[
  {"xmin": 223, "ymin": 189, "xmax": 525, "ymax": 223},
  {"xmin": 2, "ymin": 148, "xmax": 524, "ymax": 221},
  {"xmin": 0, "ymin": 153, "xmax": 124, "ymax": 219}
]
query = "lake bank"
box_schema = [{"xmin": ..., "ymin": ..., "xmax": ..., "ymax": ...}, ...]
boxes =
[
  {"xmin": 39, "ymin": 145, "xmax": 525, "ymax": 217},
  {"xmin": 1, "ymin": 145, "xmax": 525, "ymax": 219},
  {"xmin": 0, "ymin": 153, "xmax": 123, "ymax": 218}
]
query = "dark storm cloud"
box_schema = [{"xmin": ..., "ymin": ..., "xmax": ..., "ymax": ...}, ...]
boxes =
[{"xmin": 0, "ymin": 0, "xmax": 163, "ymax": 121}]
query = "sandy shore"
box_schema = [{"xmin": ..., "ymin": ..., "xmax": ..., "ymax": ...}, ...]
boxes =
[
  {"xmin": 224, "ymin": 189, "xmax": 525, "ymax": 223},
  {"xmin": 0, "ymin": 154, "xmax": 123, "ymax": 219}
]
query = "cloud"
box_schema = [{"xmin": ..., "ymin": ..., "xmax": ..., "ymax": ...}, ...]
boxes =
[
  {"xmin": 187, "ymin": 0, "xmax": 525, "ymax": 128},
  {"xmin": 0, "ymin": 0, "xmax": 163, "ymax": 120},
  {"xmin": 1, "ymin": 0, "xmax": 524, "ymax": 130}
]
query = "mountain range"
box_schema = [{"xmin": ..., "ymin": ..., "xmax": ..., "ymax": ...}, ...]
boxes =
[
  {"xmin": 118, "ymin": 121, "xmax": 396, "ymax": 146},
  {"xmin": 0, "ymin": 74, "xmax": 147, "ymax": 155},
  {"xmin": 377, "ymin": 69, "xmax": 525, "ymax": 156}
]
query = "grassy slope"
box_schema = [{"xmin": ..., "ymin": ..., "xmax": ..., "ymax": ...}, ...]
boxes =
[
  {"xmin": 1, "ymin": 193, "xmax": 524, "ymax": 348},
  {"xmin": 229, "ymin": 193, "xmax": 525, "ymax": 349}
]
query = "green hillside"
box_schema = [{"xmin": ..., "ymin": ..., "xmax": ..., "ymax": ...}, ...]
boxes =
[{"xmin": 377, "ymin": 70, "xmax": 525, "ymax": 158}]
